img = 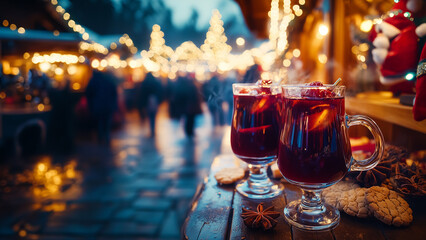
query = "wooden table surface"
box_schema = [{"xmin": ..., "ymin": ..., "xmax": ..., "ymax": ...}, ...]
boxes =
[{"xmin": 183, "ymin": 154, "xmax": 426, "ymax": 240}]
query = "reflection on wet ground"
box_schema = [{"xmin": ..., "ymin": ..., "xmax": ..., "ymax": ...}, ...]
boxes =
[{"xmin": 0, "ymin": 105, "xmax": 225, "ymax": 239}]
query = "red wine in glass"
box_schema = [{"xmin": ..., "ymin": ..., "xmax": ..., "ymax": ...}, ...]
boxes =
[
  {"xmin": 231, "ymin": 87, "xmax": 282, "ymax": 164},
  {"xmin": 277, "ymin": 97, "xmax": 352, "ymax": 185},
  {"xmin": 278, "ymin": 83, "xmax": 385, "ymax": 231},
  {"xmin": 230, "ymin": 83, "xmax": 284, "ymax": 199}
]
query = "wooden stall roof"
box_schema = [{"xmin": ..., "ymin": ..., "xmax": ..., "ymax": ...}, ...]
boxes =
[
  {"xmin": 0, "ymin": 28, "xmax": 82, "ymax": 55},
  {"xmin": 0, "ymin": 0, "xmax": 83, "ymax": 56},
  {"xmin": 0, "ymin": 0, "xmax": 72, "ymax": 33},
  {"xmin": 0, "ymin": 28, "xmax": 80, "ymax": 42}
]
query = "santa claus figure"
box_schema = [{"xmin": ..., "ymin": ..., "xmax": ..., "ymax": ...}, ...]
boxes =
[
  {"xmin": 370, "ymin": 0, "xmax": 425, "ymax": 93},
  {"xmin": 370, "ymin": 0, "xmax": 426, "ymax": 120}
]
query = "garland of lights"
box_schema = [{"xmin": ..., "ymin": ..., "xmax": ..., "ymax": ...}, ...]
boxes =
[
  {"xmin": 1, "ymin": 19, "xmax": 26, "ymax": 34},
  {"xmin": 269, "ymin": 0, "xmax": 280, "ymax": 47},
  {"xmin": 50, "ymin": 0, "xmax": 88, "ymax": 39},
  {"xmin": 277, "ymin": 0, "xmax": 292, "ymax": 54},
  {"xmin": 1, "ymin": 0, "xmax": 306, "ymax": 80}
]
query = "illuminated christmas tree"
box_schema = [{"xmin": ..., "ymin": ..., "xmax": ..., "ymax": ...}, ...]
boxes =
[
  {"xmin": 201, "ymin": 10, "xmax": 232, "ymax": 64},
  {"xmin": 148, "ymin": 24, "xmax": 173, "ymax": 63},
  {"xmin": 146, "ymin": 24, "xmax": 173, "ymax": 72}
]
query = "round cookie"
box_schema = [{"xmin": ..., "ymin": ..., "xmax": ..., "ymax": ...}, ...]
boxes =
[
  {"xmin": 365, "ymin": 186, "xmax": 413, "ymax": 226},
  {"xmin": 322, "ymin": 180, "xmax": 360, "ymax": 210},
  {"xmin": 214, "ymin": 167, "xmax": 245, "ymax": 185},
  {"xmin": 341, "ymin": 188, "xmax": 370, "ymax": 218}
]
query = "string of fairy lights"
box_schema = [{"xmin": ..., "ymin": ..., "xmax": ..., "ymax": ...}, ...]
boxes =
[
  {"xmin": 1, "ymin": 19, "xmax": 26, "ymax": 34},
  {"xmin": 277, "ymin": 0, "xmax": 292, "ymax": 53},
  {"xmin": 0, "ymin": 0, "xmax": 308, "ymax": 84},
  {"xmin": 0, "ymin": 14, "xmax": 88, "ymax": 90},
  {"xmin": 51, "ymin": 0, "xmax": 89, "ymax": 40},
  {"xmin": 269, "ymin": 0, "xmax": 280, "ymax": 48}
]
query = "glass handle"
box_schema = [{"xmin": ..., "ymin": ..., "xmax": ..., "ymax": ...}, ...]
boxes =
[{"xmin": 345, "ymin": 115, "xmax": 385, "ymax": 171}]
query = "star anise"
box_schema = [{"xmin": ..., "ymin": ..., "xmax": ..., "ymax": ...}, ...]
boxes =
[
  {"xmin": 385, "ymin": 145, "xmax": 410, "ymax": 161},
  {"xmin": 353, "ymin": 145, "xmax": 408, "ymax": 187},
  {"xmin": 241, "ymin": 203, "xmax": 280, "ymax": 230},
  {"xmin": 356, "ymin": 164, "xmax": 392, "ymax": 187},
  {"xmin": 392, "ymin": 160, "xmax": 426, "ymax": 196}
]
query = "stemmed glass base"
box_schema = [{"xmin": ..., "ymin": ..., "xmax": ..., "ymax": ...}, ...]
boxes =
[
  {"xmin": 236, "ymin": 163, "xmax": 283, "ymax": 199},
  {"xmin": 283, "ymin": 188, "xmax": 340, "ymax": 231}
]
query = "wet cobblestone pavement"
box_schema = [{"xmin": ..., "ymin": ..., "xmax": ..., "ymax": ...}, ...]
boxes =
[{"xmin": 0, "ymin": 105, "xmax": 225, "ymax": 239}]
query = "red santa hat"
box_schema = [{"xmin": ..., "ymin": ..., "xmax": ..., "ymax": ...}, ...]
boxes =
[
  {"xmin": 393, "ymin": 0, "xmax": 411, "ymax": 12},
  {"xmin": 369, "ymin": 0, "xmax": 413, "ymax": 40}
]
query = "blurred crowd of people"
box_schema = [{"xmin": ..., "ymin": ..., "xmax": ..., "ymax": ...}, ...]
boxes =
[
  {"xmin": 0, "ymin": 62, "xmax": 261, "ymax": 157},
  {"xmin": 134, "ymin": 69, "xmax": 250, "ymax": 138}
]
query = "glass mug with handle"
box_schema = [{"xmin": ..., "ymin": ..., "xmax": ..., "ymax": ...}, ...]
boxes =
[
  {"xmin": 278, "ymin": 83, "xmax": 384, "ymax": 230},
  {"xmin": 231, "ymin": 82, "xmax": 284, "ymax": 199}
]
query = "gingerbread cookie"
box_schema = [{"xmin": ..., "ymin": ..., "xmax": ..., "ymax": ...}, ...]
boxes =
[
  {"xmin": 366, "ymin": 186, "xmax": 413, "ymax": 226},
  {"xmin": 341, "ymin": 188, "xmax": 370, "ymax": 218},
  {"xmin": 214, "ymin": 167, "xmax": 245, "ymax": 185},
  {"xmin": 322, "ymin": 180, "xmax": 360, "ymax": 210}
]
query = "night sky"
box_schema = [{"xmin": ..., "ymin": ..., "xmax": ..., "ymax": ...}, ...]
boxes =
[{"xmin": 163, "ymin": 0, "xmax": 246, "ymax": 30}]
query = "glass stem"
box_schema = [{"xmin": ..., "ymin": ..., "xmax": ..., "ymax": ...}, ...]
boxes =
[
  {"xmin": 300, "ymin": 188, "xmax": 324, "ymax": 212},
  {"xmin": 247, "ymin": 164, "xmax": 273, "ymax": 194}
]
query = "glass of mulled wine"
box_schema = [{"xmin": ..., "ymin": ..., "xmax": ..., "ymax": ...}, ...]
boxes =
[
  {"xmin": 230, "ymin": 82, "xmax": 284, "ymax": 199},
  {"xmin": 278, "ymin": 83, "xmax": 384, "ymax": 231}
]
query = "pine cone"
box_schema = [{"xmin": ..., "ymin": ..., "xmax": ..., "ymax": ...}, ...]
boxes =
[{"xmin": 354, "ymin": 145, "xmax": 408, "ymax": 187}]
